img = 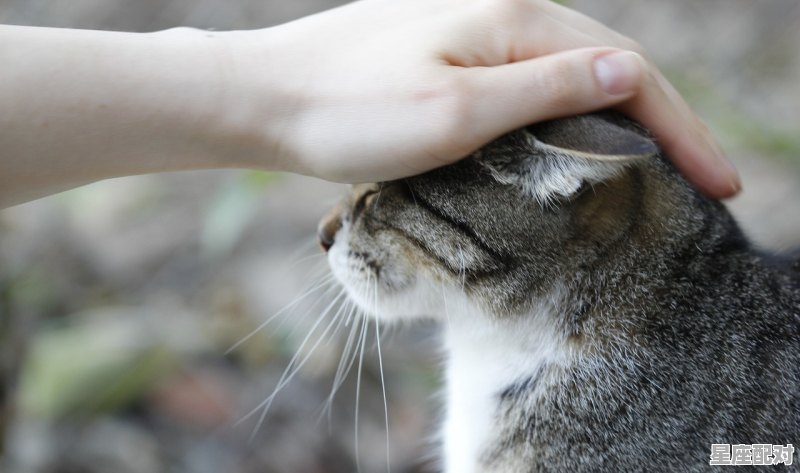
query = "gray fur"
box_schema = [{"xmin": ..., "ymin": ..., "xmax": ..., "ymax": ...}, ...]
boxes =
[{"xmin": 322, "ymin": 113, "xmax": 800, "ymax": 472}]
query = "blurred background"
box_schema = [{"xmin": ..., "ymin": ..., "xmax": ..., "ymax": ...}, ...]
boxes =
[{"xmin": 1, "ymin": 1, "xmax": 799, "ymax": 472}]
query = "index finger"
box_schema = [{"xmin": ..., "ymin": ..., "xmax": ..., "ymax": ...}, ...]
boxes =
[
  {"xmin": 537, "ymin": 2, "xmax": 742, "ymax": 198},
  {"xmin": 618, "ymin": 64, "xmax": 741, "ymax": 198}
]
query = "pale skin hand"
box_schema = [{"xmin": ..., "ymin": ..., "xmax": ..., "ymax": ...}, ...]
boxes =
[{"xmin": 0, "ymin": 0, "xmax": 740, "ymax": 208}]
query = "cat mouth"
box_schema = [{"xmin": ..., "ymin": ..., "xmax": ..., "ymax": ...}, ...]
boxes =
[{"xmin": 326, "ymin": 229, "xmax": 446, "ymax": 321}]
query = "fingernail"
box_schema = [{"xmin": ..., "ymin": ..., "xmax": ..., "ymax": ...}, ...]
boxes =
[
  {"xmin": 594, "ymin": 51, "xmax": 642, "ymax": 95},
  {"xmin": 705, "ymin": 134, "xmax": 742, "ymax": 195},
  {"xmin": 729, "ymin": 174, "xmax": 742, "ymax": 195},
  {"xmin": 725, "ymin": 163, "xmax": 742, "ymax": 195},
  {"xmin": 718, "ymin": 156, "xmax": 742, "ymax": 196}
]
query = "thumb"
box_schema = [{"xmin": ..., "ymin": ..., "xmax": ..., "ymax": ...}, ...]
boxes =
[{"xmin": 465, "ymin": 48, "xmax": 644, "ymax": 141}]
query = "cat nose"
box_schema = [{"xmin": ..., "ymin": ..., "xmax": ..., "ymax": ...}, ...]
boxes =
[
  {"xmin": 318, "ymin": 205, "xmax": 343, "ymax": 253},
  {"xmin": 318, "ymin": 227, "xmax": 335, "ymax": 253}
]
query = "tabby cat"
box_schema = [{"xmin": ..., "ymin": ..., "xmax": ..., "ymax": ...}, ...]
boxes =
[{"xmin": 317, "ymin": 113, "xmax": 800, "ymax": 472}]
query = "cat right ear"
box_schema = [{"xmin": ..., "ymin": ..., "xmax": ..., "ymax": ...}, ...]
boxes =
[{"xmin": 479, "ymin": 114, "xmax": 658, "ymax": 204}]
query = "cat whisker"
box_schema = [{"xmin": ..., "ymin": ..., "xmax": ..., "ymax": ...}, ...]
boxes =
[
  {"xmin": 225, "ymin": 272, "xmax": 337, "ymax": 355},
  {"xmin": 267, "ymin": 287, "xmax": 348, "ymax": 388},
  {"xmin": 456, "ymin": 245, "xmax": 467, "ymax": 292},
  {"xmin": 404, "ymin": 180, "xmax": 418, "ymax": 207},
  {"xmin": 328, "ymin": 295, "xmax": 353, "ymax": 341},
  {"xmin": 282, "ymin": 282, "xmax": 347, "ymax": 342},
  {"xmin": 238, "ymin": 288, "xmax": 347, "ymax": 439},
  {"xmin": 353, "ymin": 271, "xmax": 374, "ymax": 473},
  {"xmin": 374, "ymin": 182, "xmax": 385, "ymax": 209},
  {"xmin": 278, "ymin": 238, "xmax": 328, "ymax": 272},
  {"xmin": 374, "ymin": 278, "xmax": 392, "ymax": 473},
  {"xmin": 321, "ymin": 299, "xmax": 362, "ymax": 427},
  {"xmin": 353, "ymin": 306, "xmax": 369, "ymax": 473},
  {"xmin": 314, "ymin": 299, "xmax": 361, "ymax": 430},
  {"xmin": 441, "ymin": 281, "xmax": 452, "ymax": 330}
]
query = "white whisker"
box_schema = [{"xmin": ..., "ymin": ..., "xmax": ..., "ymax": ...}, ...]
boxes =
[
  {"xmin": 226, "ymin": 272, "xmax": 336, "ymax": 355},
  {"xmin": 404, "ymin": 181, "xmax": 418, "ymax": 207},
  {"xmin": 285, "ymin": 244, "xmax": 328, "ymax": 270},
  {"xmin": 237, "ymin": 288, "xmax": 347, "ymax": 438},
  {"xmin": 374, "ymin": 182, "xmax": 385, "ymax": 209},
  {"xmin": 354, "ymin": 309, "xmax": 369, "ymax": 473},
  {"xmin": 323, "ymin": 301, "xmax": 362, "ymax": 425},
  {"xmin": 457, "ymin": 246, "xmax": 467, "ymax": 290},
  {"xmin": 441, "ymin": 281, "xmax": 452, "ymax": 329},
  {"xmin": 374, "ymin": 289, "xmax": 391, "ymax": 473}
]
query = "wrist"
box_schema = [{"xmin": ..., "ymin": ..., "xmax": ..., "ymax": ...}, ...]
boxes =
[
  {"xmin": 207, "ymin": 26, "xmax": 307, "ymax": 174},
  {"xmin": 139, "ymin": 27, "xmax": 238, "ymax": 170}
]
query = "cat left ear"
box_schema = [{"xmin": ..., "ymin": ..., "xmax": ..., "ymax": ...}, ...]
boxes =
[{"xmin": 479, "ymin": 115, "xmax": 658, "ymax": 204}]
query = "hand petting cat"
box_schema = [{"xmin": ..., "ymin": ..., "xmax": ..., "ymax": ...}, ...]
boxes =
[{"xmin": 0, "ymin": 0, "xmax": 740, "ymax": 208}]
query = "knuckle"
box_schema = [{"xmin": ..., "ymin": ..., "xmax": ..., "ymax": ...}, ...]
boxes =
[
  {"xmin": 419, "ymin": 74, "xmax": 477, "ymax": 153},
  {"xmin": 536, "ymin": 61, "xmax": 578, "ymax": 108},
  {"xmin": 438, "ymin": 80, "xmax": 476, "ymax": 141},
  {"xmin": 417, "ymin": 73, "xmax": 473, "ymax": 111}
]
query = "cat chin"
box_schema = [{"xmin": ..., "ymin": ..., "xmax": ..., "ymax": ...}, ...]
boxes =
[
  {"xmin": 337, "ymin": 274, "xmax": 445, "ymax": 323},
  {"xmin": 327, "ymin": 240, "xmax": 446, "ymax": 322}
]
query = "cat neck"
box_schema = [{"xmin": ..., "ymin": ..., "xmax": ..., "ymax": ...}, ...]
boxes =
[{"xmin": 441, "ymin": 294, "xmax": 570, "ymax": 473}]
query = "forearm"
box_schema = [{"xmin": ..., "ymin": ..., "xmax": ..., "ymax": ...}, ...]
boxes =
[
  {"xmin": 0, "ymin": 0, "xmax": 741, "ymax": 207},
  {"xmin": 0, "ymin": 25, "xmax": 266, "ymax": 207}
]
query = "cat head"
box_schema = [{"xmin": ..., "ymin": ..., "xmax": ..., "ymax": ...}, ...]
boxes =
[{"xmin": 320, "ymin": 113, "xmax": 684, "ymax": 321}]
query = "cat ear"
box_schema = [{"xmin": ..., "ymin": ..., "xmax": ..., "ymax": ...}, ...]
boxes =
[{"xmin": 479, "ymin": 114, "xmax": 658, "ymax": 204}]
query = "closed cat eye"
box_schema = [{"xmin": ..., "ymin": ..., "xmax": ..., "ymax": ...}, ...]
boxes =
[{"xmin": 351, "ymin": 188, "xmax": 380, "ymax": 221}]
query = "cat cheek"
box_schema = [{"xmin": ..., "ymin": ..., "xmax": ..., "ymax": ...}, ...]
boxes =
[
  {"xmin": 326, "ymin": 227, "xmax": 362, "ymax": 289},
  {"xmin": 326, "ymin": 240, "xmax": 350, "ymax": 285}
]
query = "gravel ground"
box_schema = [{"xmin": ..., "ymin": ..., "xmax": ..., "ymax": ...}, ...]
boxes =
[{"xmin": 0, "ymin": 1, "xmax": 798, "ymax": 472}]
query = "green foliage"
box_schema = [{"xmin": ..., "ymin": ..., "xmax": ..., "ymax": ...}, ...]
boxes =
[
  {"xmin": 717, "ymin": 115, "xmax": 800, "ymax": 165},
  {"xmin": 7, "ymin": 266, "xmax": 59, "ymax": 316},
  {"xmin": 665, "ymin": 68, "xmax": 800, "ymax": 168},
  {"xmin": 17, "ymin": 312, "xmax": 178, "ymax": 419}
]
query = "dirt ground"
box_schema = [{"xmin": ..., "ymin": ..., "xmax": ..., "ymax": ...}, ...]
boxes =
[{"xmin": 1, "ymin": 1, "xmax": 798, "ymax": 472}]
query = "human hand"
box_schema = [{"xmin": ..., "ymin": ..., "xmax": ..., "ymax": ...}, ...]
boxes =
[
  {"xmin": 220, "ymin": 0, "xmax": 739, "ymax": 198},
  {"xmin": 0, "ymin": 0, "xmax": 739, "ymax": 208}
]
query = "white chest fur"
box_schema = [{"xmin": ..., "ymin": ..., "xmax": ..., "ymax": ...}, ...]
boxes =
[{"xmin": 442, "ymin": 303, "xmax": 566, "ymax": 473}]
